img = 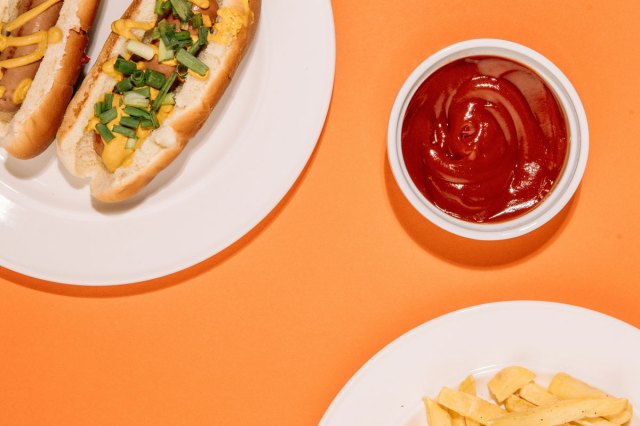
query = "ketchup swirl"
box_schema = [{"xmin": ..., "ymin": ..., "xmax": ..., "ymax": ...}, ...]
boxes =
[{"xmin": 401, "ymin": 56, "xmax": 568, "ymax": 223}]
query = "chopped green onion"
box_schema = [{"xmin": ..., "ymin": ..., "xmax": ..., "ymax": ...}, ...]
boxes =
[
  {"xmin": 161, "ymin": 92, "xmax": 175, "ymax": 105},
  {"xmin": 198, "ymin": 26, "xmax": 209, "ymax": 46},
  {"xmin": 175, "ymin": 49, "xmax": 208, "ymax": 76},
  {"xmin": 123, "ymin": 91, "xmax": 150, "ymax": 108},
  {"xmin": 130, "ymin": 70, "xmax": 146, "ymax": 87},
  {"xmin": 187, "ymin": 40, "xmax": 201, "ymax": 56},
  {"xmin": 145, "ymin": 69, "xmax": 166, "ymax": 89},
  {"xmin": 133, "ymin": 87, "xmax": 151, "ymax": 98},
  {"xmin": 94, "ymin": 101, "xmax": 104, "ymax": 116},
  {"xmin": 169, "ymin": 0, "xmax": 193, "ymax": 22},
  {"xmin": 96, "ymin": 123, "xmax": 115, "ymax": 143},
  {"xmin": 114, "ymin": 56, "xmax": 137, "ymax": 75},
  {"xmin": 157, "ymin": 20, "xmax": 176, "ymax": 47},
  {"xmin": 176, "ymin": 64, "xmax": 188, "ymax": 78},
  {"xmin": 150, "ymin": 110, "xmax": 160, "ymax": 128},
  {"xmin": 140, "ymin": 119, "xmax": 155, "ymax": 129},
  {"xmin": 190, "ymin": 13, "xmax": 203, "ymax": 29},
  {"xmin": 112, "ymin": 125, "xmax": 136, "ymax": 138},
  {"xmin": 104, "ymin": 93, "xmax": 114, "ymax": 109},
  {"xmin": 126, "ymin": 40, "xmax": 155, "ymax": 61},
  {"xmin": 174, "ymin": 31, "xmax": 192, "ymax": 41},
  {"xmin": 115, "ymin": 78, "xmax": 134, "ymax": 93},
  {"xmin": 161, "ymin": 0, "xmax": 171, "ymax": 13},
  {"xmin": 99, "ymin": 108, "xmax": 117, "ymax": 124},
  {"xmin": 151, "ymin": 71, "xmax": 177, "ymax": 111},
  {"xmin": 125, "ymin": 138, "xmax": 137, "ymax": 150},
  {"xmin": 124, "ymin": 106, "xmax": 152, "ymax": 119},
  {"xmin": 158, "ymin": 39, "xmax": 174, "ymax": 62},
  {"xmin": 120, "ymin": 116, "xmax": 140, "ymax": 129},
  {"xmin": 154, "ymin": 0, "xmax": 165, "ymax": 15}
]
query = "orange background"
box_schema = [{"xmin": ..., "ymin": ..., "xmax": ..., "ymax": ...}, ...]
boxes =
[{"xmin": 1, "ymin": 1, "xmax": 639, "ymax": 424}]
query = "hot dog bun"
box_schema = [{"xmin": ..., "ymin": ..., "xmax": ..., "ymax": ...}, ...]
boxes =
[
  {"xmin": 56, "ymin": 0, "xmax": 260, "ymax": 202},
  {"xmin": 0, "ymin": 0, "xmax": 100, "ymax": 159}
]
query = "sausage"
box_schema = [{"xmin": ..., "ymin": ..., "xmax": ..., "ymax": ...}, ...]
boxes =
[
  {"xmin": 140, "ymin": 56, "xmax": 175, "ymax": 78},
  {"xmin": 0, "ymin": 0, "xmax": 63, "ymax": 113},
  {"xmin": 193, "ymin": 2, "xmax": 219, "ymax": 20},
  {"xmin": 93, "ymin": 133, "xmax": 104, "ymax": 156}
]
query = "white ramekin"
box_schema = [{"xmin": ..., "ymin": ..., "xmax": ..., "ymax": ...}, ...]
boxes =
[{"xmin": 387, "ymin": 39, "xmax": 589, "ymax": 240}]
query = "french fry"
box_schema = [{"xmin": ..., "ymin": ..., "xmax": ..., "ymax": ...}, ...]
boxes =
[
  {"xmin": 517, "ymin": 383, "xmax": 618, "ymax": 426},
  {"xmin": 437, "ymin": 387, "xmax": 505, "ymax": 425},
  {"xmin": 423, "ymin": 368, "xmax": 631, "ymax": 426},
  {"xmin": 519, "ymin": 382, "xmax": 559, "ymax": 406},
  {"xmin": 549, "ymin": 373, "xmax": 609, "ymax": 399},
  {"xmin": 424, "ymin": 397, "xmax": 452, "ymax": 426},
  {"xmin": 459, "ymin": 375, "xmax": 477, "ymax": 396},
  {"xmin": 548, "ymin": 373, "xmax": 633, "ymax": 424},
  {"xmin": 487, "ymin": 398, "xmax": 628, "ymax": 426},
  {"xmin": 504, "ymin": 395, "xmax": 535, "ymax": 413},
  {"xmin": 450, "ymin": 410, "xmax": 467, "ymax": 426},
  {"xmin": 601, "ymin": 405, "xmax": 632, "ymax": 425},
  {"xmin": 458, "ymin": 376, "xmax": 480, "ymax": 426},
  {"xmin": 488, "ymin": 366, "xmax": 536, "ymax": 403}
]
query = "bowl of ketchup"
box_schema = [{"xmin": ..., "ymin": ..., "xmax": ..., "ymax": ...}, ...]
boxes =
[{"xmin": 388, "ymin": 39, "xmax": 588, "ymax": 240}]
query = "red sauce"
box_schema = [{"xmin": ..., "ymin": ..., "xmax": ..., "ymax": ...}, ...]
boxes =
[{"xmin": 401, "ymin": 56, "xmax": 568, "ymax": 223}]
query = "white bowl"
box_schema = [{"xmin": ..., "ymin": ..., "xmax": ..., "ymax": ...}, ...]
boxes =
[{"xmin": 387, "ymin": 39, "xmax": 589, "ymax": 240}]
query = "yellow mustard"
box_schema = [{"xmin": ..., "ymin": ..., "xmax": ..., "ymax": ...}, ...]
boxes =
[
  {"xmin": 0, "ymin": 86, "xmax": 6, "ymax": 98},
  {"xmin": 99, "ymin": 95, "xmax": 175, "ymax": 172},
  {"xmin": 0, "ymin": 1, "xmax": 64, "ymax": 71},
  {"xmin": 112, "ymin": 19, "xmax": 156, "ymax": 42},
  {"xmin": 102, "ymin": 134, "xmax": 130, "ymax": 172},
  {"xmin": 12, "ymin": 78, "xmax": 32, "ymax": 104},
  {"xmin": 5, "ymin": 0, "xmax": 62, "ymax": 32},
  {"xmin": 188, "ymin": 69, "xmax": 209, "ymax": 80},
  {"xmin": 209, "ymin": 6, "xmax": 250, "ymax": 45},
  {"xmin": 102, "ymin": 57, "xmax": 123, "ymax": 81}
]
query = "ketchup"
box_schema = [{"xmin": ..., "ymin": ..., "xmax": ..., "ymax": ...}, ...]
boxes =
[{"xmin": 401, "ymin": 56, "xmax": 568, "ymax": 223}]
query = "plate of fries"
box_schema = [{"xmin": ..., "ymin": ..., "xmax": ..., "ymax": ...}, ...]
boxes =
[{"xmin": 319, "ymin": 301, "xmax": 639, "ymax": 426}]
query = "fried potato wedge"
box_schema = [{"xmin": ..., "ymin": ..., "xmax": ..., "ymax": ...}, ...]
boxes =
[
  {"xmin": 487, "ymin": 398, "xmax": 628, "ymax": 426},
  {"xmin": 450, "ymin": 410, "xmax": 467, "ymax": 426},
  {"xmin": 517, "ymin": 383, "xmax": 618, "ymax": 426},
  {"xmin": 459, "ymin": 375, "xmax": 477, "ymax": 396},
  {"xmin": 459, "ymin": 376, "xmax": 481, "ymax": 426},
  {"xmin": 548, "ymin": 373, "xmax": 632, "ymax": 424},
  {"xmin": 488, "ymin": 366, "xmax": 536, "ymax": 403},
  {"xmin": 424, "ymin": 397, "xmax": 452, "ymax": 426},
  {"xmin": 549, "ymin": 373, "xmax": 609, "ymax": 399},
  {"xmin": 437, "ymin": 387, "xmax": 505, "ymax": 425},
  {"xmin": 504, "ymin": 395, "xmax": 535, "ymax": 413}
]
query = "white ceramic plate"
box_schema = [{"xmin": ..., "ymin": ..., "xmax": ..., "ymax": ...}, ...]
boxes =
[
  {"xmin": 0, "ymin": 0, "xmax": 335, "ymax": 285},
  {"xmin": 320, "ymin": 301, "xmax": 640, "ymax": 426}
]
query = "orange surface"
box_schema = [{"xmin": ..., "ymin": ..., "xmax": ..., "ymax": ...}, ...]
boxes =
[{"xmin": 1, "ymin": 1, "xmax": 639, "ymax": 424}]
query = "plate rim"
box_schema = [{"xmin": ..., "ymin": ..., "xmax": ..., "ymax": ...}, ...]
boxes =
[{"xmin": 319, "ymin": 300, "xmax": 639, "ymax": 426}]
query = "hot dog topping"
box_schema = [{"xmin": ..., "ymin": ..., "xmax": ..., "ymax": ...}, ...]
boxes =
[
  {"xmin": 112, "ymin": 19, "xmax": 156, "ymax": 42},
  {"xmin": 4, "ymin": 0, "xmax": 62, "ymax": 32},
  {"xmin": 12, "ymin": 78, "xmax": 32, "ymax": 104},
  {"xmin": 90, "ymin": 0, "xmax": 252, "ymax": 173},
  {"xmin": 0, "ymin": 1, "xmax": 63, "ymax": 68},
  {"xmin": 0, "ymin": 0, "xmax": 63, "ymax": 111}
]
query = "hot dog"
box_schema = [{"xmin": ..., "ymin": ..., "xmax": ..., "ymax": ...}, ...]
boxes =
[
  {"xmin": 0, "ymin": 0, "xmax": 100, "ymax": 158},
  {"xmin": 56, "ymin": 0, "xmax": 260, "ymax": 202}
]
